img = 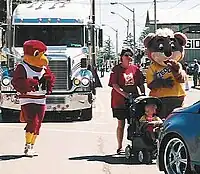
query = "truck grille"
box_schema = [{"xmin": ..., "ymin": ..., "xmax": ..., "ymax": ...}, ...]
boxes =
[
  {"xmin": 48, "ymin": 60, "xmax": 69, "ymax": 90},
  {"xmin": 46, "ymin": 97, "xmax": 65, "ymax": 104}
]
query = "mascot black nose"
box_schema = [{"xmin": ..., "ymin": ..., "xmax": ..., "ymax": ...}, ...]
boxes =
[{"xmin": 164, "ymin": 51, "xmax": 172, "ymax": 57}]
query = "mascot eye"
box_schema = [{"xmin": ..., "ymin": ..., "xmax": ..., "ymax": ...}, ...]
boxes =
[
  {"xmin": 33, "ymin": 50, "xmax": 39, "ymax": 57},
  {"xmin": 171, "ymin": 43, "xmax": 176, "ymax": 49},
  {"xmin": 158, "ymin": 44, "xmax": 164, "ymax": 50}
]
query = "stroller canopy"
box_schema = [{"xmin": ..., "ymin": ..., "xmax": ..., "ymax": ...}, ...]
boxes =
[{"xmin": 132, "ymin": 96, "xmax": 162, "ymax": 117}]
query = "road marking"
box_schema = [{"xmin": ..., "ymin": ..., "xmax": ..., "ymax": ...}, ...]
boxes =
[{"xmin": 0, "ymin": 125, "xmax": 115, "ymax": 135}]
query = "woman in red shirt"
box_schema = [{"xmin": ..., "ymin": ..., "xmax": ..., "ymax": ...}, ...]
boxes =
[{"xmin": 108, "ymin": 48, "xmax": 145, "ymax": 154}]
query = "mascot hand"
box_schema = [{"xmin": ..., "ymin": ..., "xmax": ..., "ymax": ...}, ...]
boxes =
[
  {"xmin": 162, "ymin": 77, "xmax": 174, "ymax": 88},
  {"xmin": 164, "ymin": 59, "xmax": 180, "ymax": 72},
  {"xmin": 27, "ymin": 78, "xmax": 39, "ymax": 92},
  {"xmin": 43, "ymin": 68, "xmax": 56, "ymax": 94},
  {"xmin": 150, "ymin": 77, "xmax": 174, "ymax": 89}
]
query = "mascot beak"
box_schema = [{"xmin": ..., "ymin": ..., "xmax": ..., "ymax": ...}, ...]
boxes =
[
  {"xmin": 23, "ymin": 52, "xmax": 49, "ymax": 68},
  {"xmin": 36, "ymin": 52, "xmax": 49, "ymax": 68}
]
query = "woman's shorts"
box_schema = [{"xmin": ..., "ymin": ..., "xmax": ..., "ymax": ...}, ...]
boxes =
[{"xmin": 112, "ymin": 108, "xmax": 129, "ymax": 120}]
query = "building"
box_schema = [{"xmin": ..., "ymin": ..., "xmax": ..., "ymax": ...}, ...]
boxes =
[{"xmin": 145, "ymin": 8, "xmax": 200, "ymax": 62}]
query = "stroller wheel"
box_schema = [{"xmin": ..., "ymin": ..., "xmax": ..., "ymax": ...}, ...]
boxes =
[
  {"xmin": 136, "ymin": 150, "xmax": 152, "ymax": 164},
  {"xmin": 125, "ymin": 145, "xmax": 132, "ymax": 159}
]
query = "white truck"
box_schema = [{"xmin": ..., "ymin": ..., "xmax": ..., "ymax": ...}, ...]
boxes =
[{"xmin": 0, "ymin": 0, "xmax": 103, "ymax": 122}]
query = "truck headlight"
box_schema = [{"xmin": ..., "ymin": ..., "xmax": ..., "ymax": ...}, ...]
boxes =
[
  {"xmin": 81, "ymin": 78, "xmax": 90, "ymax": 86},
  {"xmin": 73, "ymin": 78, "xmax": 81, "ymax": 86},
  {"xmin": 2, "ymin": 77, "xmax": 10, "ymax": 86}
]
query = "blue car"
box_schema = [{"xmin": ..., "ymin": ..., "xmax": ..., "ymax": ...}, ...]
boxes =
[{"xmin": 157, "ymin": 101, "xmax": 200, "ymax": 174}]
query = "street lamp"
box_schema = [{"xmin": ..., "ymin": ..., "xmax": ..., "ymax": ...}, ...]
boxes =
[
  {"xmin": 111, "ymin": 2, "xmax": 135, "ymax": 50},
  {"xmin": 101, "ymin": 24, "xmax": 118, "ymax": 62},
  {"xmin": 111, "ymin": 11, "xmax": 129, "ymax": 41}
]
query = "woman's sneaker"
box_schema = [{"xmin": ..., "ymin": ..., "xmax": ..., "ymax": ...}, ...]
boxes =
[{"xmin": 116, "ymin": 148, "xmax": 124, "ymax": 154}]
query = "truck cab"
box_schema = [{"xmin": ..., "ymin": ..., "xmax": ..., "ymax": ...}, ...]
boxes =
[{"xmin": 0, "ymin": 1, "xmax": 103, "ymax": 122}]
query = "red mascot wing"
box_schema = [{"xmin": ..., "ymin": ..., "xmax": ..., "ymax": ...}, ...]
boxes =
[
  {"xmin": 11, "ymin": 64, "xmax": 39, "ymax": 93},
  {"xmin": 43, "ymin": 66, "xmax": 55, "ymax": 94}
]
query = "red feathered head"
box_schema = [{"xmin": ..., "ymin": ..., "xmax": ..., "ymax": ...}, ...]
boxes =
[{"xmin": 23, "ymin": 40, "xmax": 48, "ymax": 68}]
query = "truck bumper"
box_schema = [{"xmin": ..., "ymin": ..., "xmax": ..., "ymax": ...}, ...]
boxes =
[
  {"xmin": 46, "ymin": 92, "xmax": 93, "ymax": 111},
  {"xmin": 0, "ymin": 92, "xmax": 93, "ymax": 111}
]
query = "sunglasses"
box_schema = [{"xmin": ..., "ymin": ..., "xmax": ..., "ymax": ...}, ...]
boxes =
[{"xmin": 123, "ymin": 52, "xmax": 133, "ymax": 57}]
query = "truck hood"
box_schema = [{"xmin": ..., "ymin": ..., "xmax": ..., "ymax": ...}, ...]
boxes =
[{"xmin": 46, "ymin": 46, "xmax": 88, "ymax": 60}]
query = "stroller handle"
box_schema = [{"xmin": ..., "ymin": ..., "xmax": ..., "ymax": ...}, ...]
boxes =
[{"xmin": 126, "ymin": 93, "xmax": 143, "ymax": 105}]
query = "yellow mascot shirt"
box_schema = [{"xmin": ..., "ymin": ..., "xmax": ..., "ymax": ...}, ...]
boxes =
[{"xmin": 146, "ymin": 63, "xmax": 186, "ymax": 98}]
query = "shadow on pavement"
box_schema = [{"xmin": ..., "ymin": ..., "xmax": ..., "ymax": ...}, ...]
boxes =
[
  {"xmin": 0, "ymin": 155, "xmax": 26, "ymax": 161},
  {"xmin": 68, "ymin": 154, "xmax": 155, "ymax": 165}
]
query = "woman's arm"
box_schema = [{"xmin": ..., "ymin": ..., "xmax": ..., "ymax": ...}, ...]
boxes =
[
  {"xmin": 136, "ymin": 68, "xmax": 146, "ymax": 95},
  {"xmin": 138, "ymin": 84, "xmax": 145, "ymax": 95},
  {"xmin": 112, "ymin": 84, "xmax": 128, "ymax": 98}
]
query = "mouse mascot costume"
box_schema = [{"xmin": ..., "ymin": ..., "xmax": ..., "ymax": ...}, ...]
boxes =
[
  {"xmin": 11, "ymin": 40, "xmax": 55, "ymax": 157},
  {"xmin": 144, "ymin": 28, "xmax": 187, "ymax": 118}
]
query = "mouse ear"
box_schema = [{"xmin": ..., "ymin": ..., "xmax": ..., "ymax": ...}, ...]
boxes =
[
  {"xmin": 144, "ymin": 33, "xmax": 156, "ymax": 48},
  {"xmin": 174, "ymin": 32, "xmax": 187, "ymax": 46}
]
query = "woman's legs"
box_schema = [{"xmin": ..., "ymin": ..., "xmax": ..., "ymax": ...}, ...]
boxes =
[{"xmin": 117, "ymin": 119, "xmax": 125, "ymax": 151}]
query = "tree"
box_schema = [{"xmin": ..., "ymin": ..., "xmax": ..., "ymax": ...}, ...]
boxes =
[
  {"xmin": 123, "ymin": 33, "xmax": 134, "ymax": 49},
  {"xmin": 102, "ymin": 37, "xmax": 115, "ymax": 61},
  {"xmin": 0, "ymin": 0, "xmax": 28, "ymax": 23},
  {"xmin": 96, "ymin": 37, "xmax": 115, "ymax": 69},
  {"xmin": 138, "ymin": 27, "xmax": 151, "ymax": 44}
]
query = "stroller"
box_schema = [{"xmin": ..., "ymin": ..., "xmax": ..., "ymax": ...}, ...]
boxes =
[{"xmin": 124, "ymin": 94, "xmax": 163, "ymax": 164}]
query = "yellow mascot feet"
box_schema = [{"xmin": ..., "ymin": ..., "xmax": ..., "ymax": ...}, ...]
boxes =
[{"xmin": 24, "ymin": 132, "xmax": 38, "ymax": 157}]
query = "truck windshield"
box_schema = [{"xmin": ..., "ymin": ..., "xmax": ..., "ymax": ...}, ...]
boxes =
[{"xmin": 14, "ymin": 25, "xmax": 84, "ymax": 47}]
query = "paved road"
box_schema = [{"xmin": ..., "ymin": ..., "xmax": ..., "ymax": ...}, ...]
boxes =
[{"xmin": 0, "ymin": 72, "xmax": 199, "ymax": 174}]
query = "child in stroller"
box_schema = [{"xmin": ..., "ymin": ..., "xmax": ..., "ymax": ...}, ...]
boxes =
[
  {"xmin": 125, "ymin": 95, "xmax": 163, "ymax": 164},
  {"xmin": 139, "ymin": 103, "xmax": 163, "ymax": 144}
]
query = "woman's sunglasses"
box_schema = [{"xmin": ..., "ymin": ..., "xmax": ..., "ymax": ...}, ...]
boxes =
[{"xmin": 123, "ymin": 52, "xmax": 133, "ymax": 57}]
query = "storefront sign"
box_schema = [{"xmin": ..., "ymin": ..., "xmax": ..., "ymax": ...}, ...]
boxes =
[{"xmin": 185, "ymin": 39, "xmax": 200, "ymax": 49}]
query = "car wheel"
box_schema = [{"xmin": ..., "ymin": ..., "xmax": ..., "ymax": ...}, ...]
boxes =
[
  {"xmin": 125, "ymin": 145, "xmax": 132, "ymax": 159},
  {"xmin": 136, "ymin": 150, "xmax": 152, "ymax": 164},
  {"xmin": 163, "ymin": 137, "xmax": 191, "ymax": 174}
]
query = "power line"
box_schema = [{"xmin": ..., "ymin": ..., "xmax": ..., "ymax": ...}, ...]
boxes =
[
  {"xmin": 139, "ymin": 2, "xmax": 154, "ymax": 18},
  {"xmin": 174, "ymin": 3, "xmax": 200, "ymax": 17},
  {"xmin": 67, "ymin": 0, "xmax": 188, "ymax": 5},
  {"xmin": 166, "ymin": 0, "xmax": 185, "ymax": 9},
  {"xmin": 187, "ymin": 3, "xmax": 200, "ymax": 10}
]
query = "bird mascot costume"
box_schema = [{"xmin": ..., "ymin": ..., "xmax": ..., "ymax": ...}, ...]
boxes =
[
  {"xmin": 11, "ymin": 40, "xmax": 55, "ymax": 157},
  {"xmin": 144, "ymin": 28, "xmax": 187, "ymax": 118}
]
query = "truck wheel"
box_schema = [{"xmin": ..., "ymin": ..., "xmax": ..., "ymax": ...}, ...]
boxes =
[
  {"xmin": 1, "ymin": 108, "xmax": 20, "ymax": 123},
  {"xmin": 80, "ymin": 107, "xmax": 92, "ymax": 121}
]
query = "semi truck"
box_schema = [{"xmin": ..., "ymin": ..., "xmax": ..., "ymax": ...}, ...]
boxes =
[{"xmin": 0, "ymin": 0, "xmax": 103, "ymax": 122}]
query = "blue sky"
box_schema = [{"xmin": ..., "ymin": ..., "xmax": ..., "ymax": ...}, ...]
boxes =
[{"xmin": 91, "ymin": 0, "xmax": 200, "ymax": 51}]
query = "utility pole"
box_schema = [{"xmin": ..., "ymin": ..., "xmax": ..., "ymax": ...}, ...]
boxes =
[
  {"xmin": 6, "ymin": 0, "xmax": 14, "ymax": 68},
  {"xmin": 115, "ymin": 29, "xmax": 118, "ymax": 63},
  {"xmin": 90, "ymin": 0, "xmax": 102, "ymax": 88},
  {"xmin": 91, "ymin": 0, "xmax": 96, "ymax": 67},
  {"xmin": 133, "ymin": 8, "xmax": 136, "ymax": 51},
  {"xmin": 154, "ymin": 0, "xmax": 157, "ymax": 32},
  {"xmin": 126, "ymin": 19, "xmax": 129, "ymax": 41}
]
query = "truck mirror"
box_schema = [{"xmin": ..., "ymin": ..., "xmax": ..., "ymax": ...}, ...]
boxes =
[
  {"xmin": 0, "ymin": 27, "xmax": 4, "ymax": 48},
  {"xmin": 85, "ymin": 27, "xmax": 89, "ymax": 45},
  {"xmin": 98, "ymin": 29, "xmax": 103, "ymax": 47},
  {"xmin": 81, "ymin": 58, "xmax": 87, "ymax": 68}
]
